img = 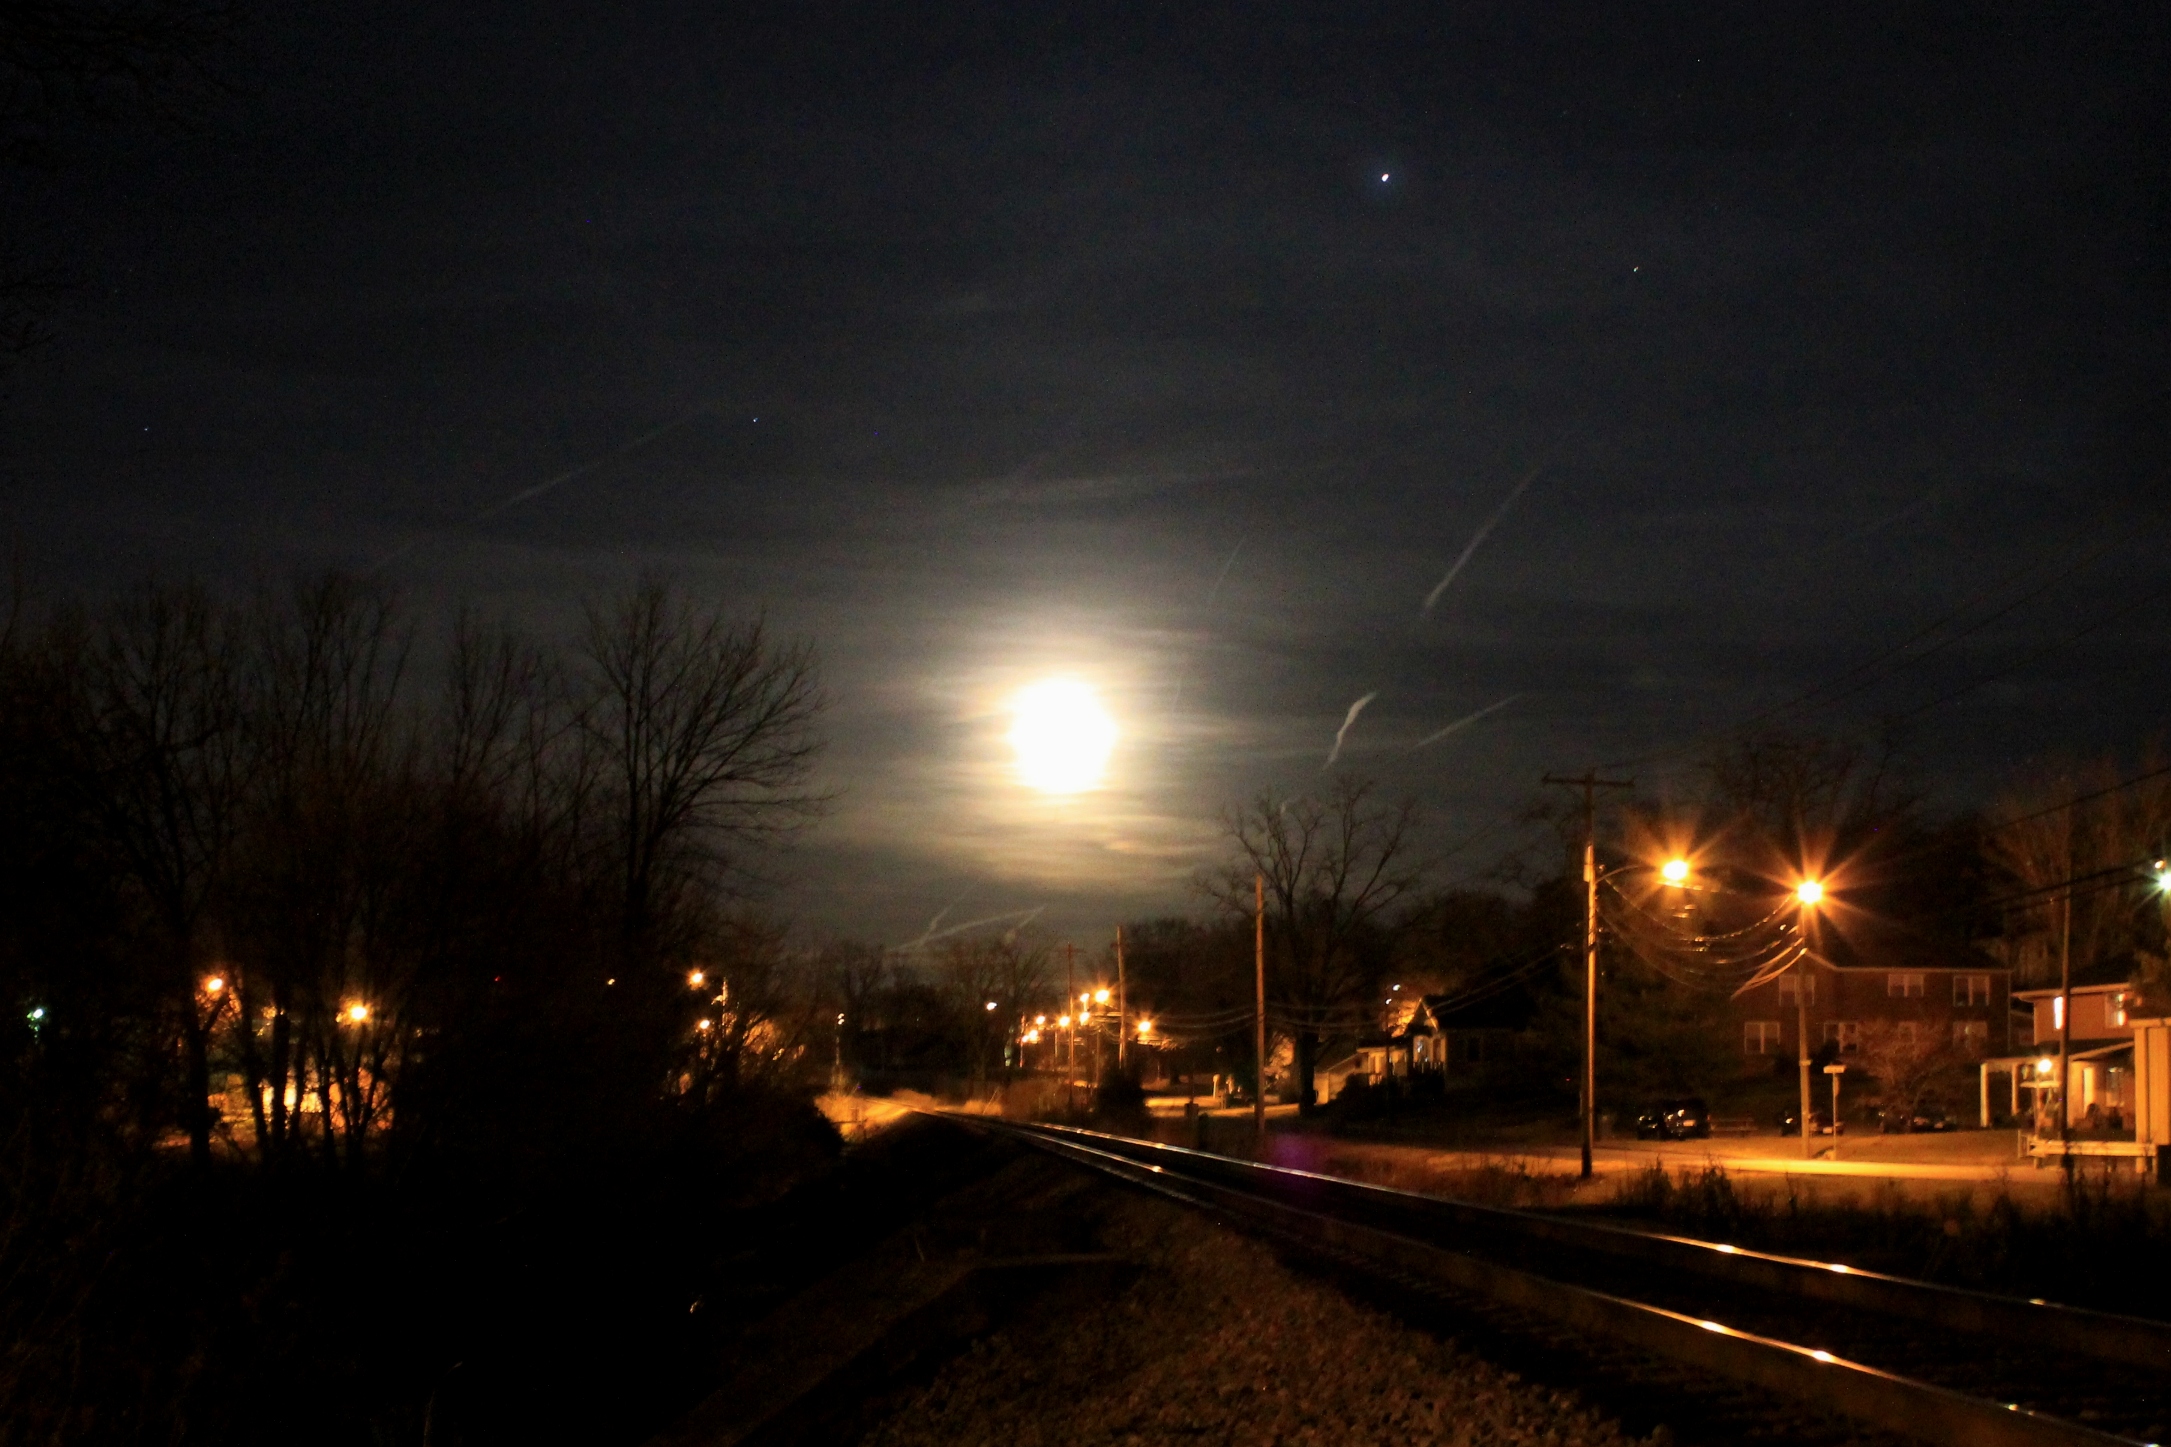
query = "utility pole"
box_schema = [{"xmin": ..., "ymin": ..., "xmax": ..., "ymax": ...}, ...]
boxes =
[
  {"xmin": 1063, "ymin": 942, "xmax": 1077, "ymax": 1076},
  {"xmin": 1544, "ymin": 771, "xmax": 1632, "ymax": 1180},
  {"xmin": 2058, "ymin": 886, "xmax": 2074, "ymax": 1175},
  {"xmin": 1116, "ymin": 924, "xmax": 1128, "ymax": 1072},
  {"xmin": 1797, "ymin": 952, "xmax": 1814, "ymax": 1159},
  {"xmin": 1254, "ymin": 872, "xmax": 1268, "ymax": 1149}
]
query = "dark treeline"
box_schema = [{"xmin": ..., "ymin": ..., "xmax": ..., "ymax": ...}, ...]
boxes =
[{"xmin": 0, "ymin": 570, "xmax": 839, "ymax": 1446}]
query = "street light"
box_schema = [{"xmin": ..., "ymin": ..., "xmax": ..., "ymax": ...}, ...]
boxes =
[
  {"xmin": 1094, "ymin": 988, "xmax": 1111, "ymax": 1005},
  {"xmin": 1792, "ymin": 877, "xmax": 1824, "ymax": 1158},
  {"xmin": 344, "ymin": 1002, "xmax": 370, "ymax": 1024},
  {"xmin": 688, "ymin": 970, "xmax": 706, "ymax": 988},
  {"xmin": 202, "ymin": 975, "xmax": 225, "ymax": 995},
  {"xmin": 1660, "ymin": 858, "xmax": 1691, "ymax": 886}
]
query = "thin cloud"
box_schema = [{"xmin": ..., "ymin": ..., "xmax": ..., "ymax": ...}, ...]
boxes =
[
  {"xmin": 1419, "ymin": 461, "xmax": 1546, "ymax": 616},
  {"xmin": 1408, "ymin": 693, "xmax": 1521, "ymax": 752}
]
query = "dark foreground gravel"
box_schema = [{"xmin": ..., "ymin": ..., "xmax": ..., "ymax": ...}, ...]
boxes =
[{"xmin": 863, "ymin": 1189, "xmax": 1655, "ymax": 1447}]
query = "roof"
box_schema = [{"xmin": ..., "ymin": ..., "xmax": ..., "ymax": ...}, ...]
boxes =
[
  {"xmin": 2013, "ymin": 981, "xmax": 2130, "ymax": 1001},
  {"xmin": 1798, "ymin": 950, "xmax": 2009, "ymax": 975},
  {"xmin": 1415, "ymin": 990, "xmax": 1527, "ymax": 1032}
]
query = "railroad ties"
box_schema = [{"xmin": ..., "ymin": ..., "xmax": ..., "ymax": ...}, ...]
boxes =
[{"xmin": 972, "ymin": 1118, "xmax": 2163, "ymax": 1447}]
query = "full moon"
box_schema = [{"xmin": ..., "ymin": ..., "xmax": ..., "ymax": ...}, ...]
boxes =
[{"xmin": 1007, "ymin": 679, "xmax": 1118, "ymax": 794}]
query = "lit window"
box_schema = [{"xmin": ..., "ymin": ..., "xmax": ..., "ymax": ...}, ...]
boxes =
[
  {"xmin": 1952, "ymin": 1020, "xmax": 1988, "ymax": 1055},
  {"xmin": 1887, "ymin": 973, "xmax": 1924, "ymax": 998},
  {"xmin": 2053, "ymin": 996, "xmax": 2065, "ymax": 1031},
  {"xmin": 2109, "ymin": 992, "xmax": 2127, "ymax": 1028}
]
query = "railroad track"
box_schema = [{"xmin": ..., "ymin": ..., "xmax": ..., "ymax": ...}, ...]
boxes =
[{"xmin": 972, "ymin": 1118, "xmax": 2165, "ymax": 1447}]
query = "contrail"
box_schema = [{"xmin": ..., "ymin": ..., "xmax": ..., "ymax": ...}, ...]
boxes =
[
  {"xmin": 1407, "ymin": 693, "xmax": 1521, "ymax": 752},
  {"xmin": 369, "ymin": 405, "xmax": 712, "ymax": 572},
  {"xmin": 923, "ymin": 883, "xmax": 978, "ymax": 939},
  {"xmin": 1173, "ymin": 536, "xmax": 1249, "ymax": 713},
  {"xmin": 1323, "ymin": 691, "xmax": 1378, "ymax": 769},
  {"xmin": 895, "ymin": 906, "xmax": 1044, "ymax": 954},
  {"xmin": 1205, "ymin": 536, "xmax": 1245, "ymax": 604},
  {"xmin": 1420, "ymin": 461, "xmax": 1546, "ymax": 616}
]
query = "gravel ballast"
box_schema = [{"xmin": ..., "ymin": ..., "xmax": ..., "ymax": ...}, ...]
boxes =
[{"xmin": 863, "ymin": 1188, "xmax": 1653, "ymax": 1447}]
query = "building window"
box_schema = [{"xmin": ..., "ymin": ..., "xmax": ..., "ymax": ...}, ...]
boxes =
[
  {"xmin": 1745, "ymin": 1021, "xmax": 1782, "ymax": 1055},
  {"xmin": 1953, "ymin": 974, "xmax": 1991, "ymax": 1006},
  {"xmin": 1887, "ymin": 973, "xmax": 1925, "ymax": 998},
  {"xmin": 2109, "ymin": 992, "xmax": 2127, "ymax": 1028},
  {"xmin": 1778, "ymin": 974, "xmax": 1816, "ymax": 1007},
  {"xmin": 1952, "ymin": 1020, "xmax": 1988, "ymax": 1055},
  {"xmin": 1462, "ymin": 1035, "xmax": 1487, "ymax": 1065},
  {"xmin": 1822, "ymin": 1020, "xmax": 1861, "ymax": 1055}
]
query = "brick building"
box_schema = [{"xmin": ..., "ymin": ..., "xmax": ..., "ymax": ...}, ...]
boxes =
[{"xmin": 1726, "ymin": 952, "xmax": 2014, "ymax": 1068}]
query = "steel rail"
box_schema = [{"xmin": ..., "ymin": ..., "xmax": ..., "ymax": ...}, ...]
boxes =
[
  {"xmin": 1010, "ymin": 1122, "xmax": 2171, "ymax": 1374},
  {"xmin": 973, "ymin": 1119, "xmax": 2145, "ymax": 1447}
]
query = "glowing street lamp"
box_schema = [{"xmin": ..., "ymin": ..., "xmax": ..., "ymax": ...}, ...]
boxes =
[
  {"xmin": 1094, "ymin": 988, "xmax": 1111, "ymax": 1005},
  {"xmin": 1795, "ymin": 879, "xmax": 1825, "ymax": 906},
  {"xmin": 1660, "ymin": 858, "xmax": 1691, "ymax": 886},
  {"xmin": 1137, "ymin": 1019, "xmax": 1154, "ymax": 1038},
  {"xmin": 688, "ymin": 970, "xmax": 706, "ymax": 988},
  {"xmin": 344, "ymin": 1002, "xmax": 370, "ymax": 1024},
  {"xmin": 202, "ymin": 975, "xmax": 226, "ymax": 996}
]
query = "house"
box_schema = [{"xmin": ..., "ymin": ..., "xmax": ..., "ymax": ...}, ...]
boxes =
[
  {"xmin": 1998, "ymin": 981, "xmax": 2136, "ymax": 1128},
  {"xmin": 1726, "ymin": 950, "xmax": 2014, "ymax": 1070},
  {"xmin": 1343, "ymin": 989, "xmax": 1520, "ymax": 1090}
]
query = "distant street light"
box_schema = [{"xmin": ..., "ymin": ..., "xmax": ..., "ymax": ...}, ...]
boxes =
[
  {"xmin": 344, "ymin": 1003, "xmax": 370, "ymax": 1024},
  {"xmin": 985, "ymin": 1000, "xmax": 998, "ymax": 1011},
  {"xmin": 1660, "ymin": 858, "xmax": 1690, "ymax": 886},
  {"xmin": 1795, "ymin": 879, "xmax": 1825, "ymax": 905},
  {"xmin": 202, "ymin": 975, "xmax": 225, "ymax": 995},
  {"xmin": 688, "ymin": 970, "xmax": 706, "ymax": 988}
]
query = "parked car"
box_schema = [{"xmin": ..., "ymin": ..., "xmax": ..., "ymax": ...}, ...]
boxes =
[
  {"xmin": 1634, "ymin": 1096, "xmax": 1712, "ymax": 1140},
  {"xmin": 1881, "ymin": 1109, "xmax": 1958, "ymax": 1133},
  {"xmin": 1777, "ymin": 1106, "xmax": 1842, "ymax": 1135}
]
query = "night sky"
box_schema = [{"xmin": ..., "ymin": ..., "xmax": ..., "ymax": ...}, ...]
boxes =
[{"xmin": 4, "ymin": 5, "xmax": 2167, "ymax": 943}]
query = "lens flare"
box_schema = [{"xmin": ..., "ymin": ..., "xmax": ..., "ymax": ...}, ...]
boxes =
[{"xmin": 1008, "ymin": 679, "xmax": 1117, "ymax": 794}]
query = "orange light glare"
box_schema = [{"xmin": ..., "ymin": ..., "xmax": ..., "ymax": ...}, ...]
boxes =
[
  {"xmin": 1094, "ymin": 988, "xmax": 1111, "ymax": 1004},
  {"xmin": 1138, "ymin": 1020, "xmax": 1154, "ymax": 1035},
  {"xmin": 202, "ymin": 976, "xmax": 225, "ymax": 995},
  {"xmin": 1661, "ymin": 859, "xmax": 1690, "ymax": 886},
  {"xmin": 344, "ymin": 1003, "xmax": 370, "ymax": 1023},
  {"xmin": 1058, "ymin": 1015, "xmax": 1071, "ymax": 1028},
  {"xmin": 688, "ymin": 970, "xmax": 705, "ymax": 988},
  {"xmin": 696, "ymin": 1018, "xmax": 713, "ymax": 1032},
  {"xmin": 1795, "ymin": 880, "xmax": 1825, "ymax": 905}
]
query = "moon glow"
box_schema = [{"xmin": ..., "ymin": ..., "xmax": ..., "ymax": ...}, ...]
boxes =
[{"xmin": 1008, "ymin": 679, "xmax": 1118, "ymax": 794}]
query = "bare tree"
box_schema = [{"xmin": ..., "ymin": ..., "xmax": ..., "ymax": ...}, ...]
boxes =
[
  {"xmin": 1987, "ymin": 754, "xmax": 2171, "ymax": 992},
  {"xmin": 1856, "ymin": 1022, "xmax": 1957, "ymax": 1128},
  {"xmin": 1206, "ymin": 776, "xmax": 1425, "ymax": 1110},
  {"xmin": 69, "ymin": 579, "xmax": 241, "ymax": 1166},
  {"xmin": 229, "ymin": 573, "xmax": 411, "ymax": 1166},
  {"xmin": 578, "ymin": 574, "xmax": 825, "ymax": 974}
]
